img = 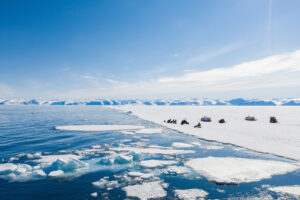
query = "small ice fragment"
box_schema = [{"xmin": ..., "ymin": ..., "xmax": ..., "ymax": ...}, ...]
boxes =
[
  {"xmin": 0, "ymin": 163, "xmax": 17, "ymax": 173},
  {"xmin": 140, "ymin": 160, "xmax": 177, "ymax": 168},
  {"xmin": 92, "ymin": 145, "xmax": 101, "ymax": 149},
  {"xmin": 123, "ymin": 181, "xmax": 167, "ymax": 200},
  {"xmin": 174, "ymin": 189, "xmax": 208, "ymax": 200},
  {"xmin": 91, "ymin": 192, "xmax": 98, "ymax": 197},
  {"xmin": 161, "ymin": 166, "xmax": 190, "ymax": 175},
  {"xmin": 127, "ymin": 172, "xmax": 153, "ymax": 179},
  {"xmin": 48, "ymin": 170, "xmax": 64, "ymax": 177},
  {"xmin": 172, "ymin": 142, "xmax": 194, "ymax": 148},
  {"xmin": 268, "ymin": 185, "xmax": 300, "ymax": 196}
]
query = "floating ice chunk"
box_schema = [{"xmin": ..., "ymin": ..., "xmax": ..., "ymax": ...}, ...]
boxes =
[
  {"xmin": 174, "ymin": 189, "xmax": 208, "ymax": 200},
  {"xmin": 127, "ymin": 172, "xmax": 153, "ymax": 179},
  {"xmin": 98, "ymin": 153, "xmax": 134, "ymax": 165},
  {"xmin": 268, "ymin": 185, "xmax": 300, "ymax": 196},
  {"xmin": 185, "ymin": 157, "xmax": 299, "ymax": 184},
  {"xmin": 92, "ymin": 178, "xmax": 119, "ymax": 189},
  {"xmin": 120, "ymin": 130, "xmax": 136, "ymax": 135},
  {"xmin": 54, "ymin": 125, "xmax": 145, "ymax": 131},
  {"xmin": 48, "ymin": 170, "xmax": 64, "ymax": 177},
  {"xmin": 0, "ymin": 163, "xmax": 17, "ymax": 174},
  {"xmin": 172, "ymin": 142, "xmax": 194, "ymax": 148},
  {"xmin": 135, "ymin": 128, "xmax": 162, "ymax": 134},
  {"xmin": 161, "ymin": 166, "xmax": 190, "ymax": 175},
  {"xmin": 123, "ymin": 181, "xmax": 167, "ymax": 200},
  {"xmin": 91, "ymin": 192, "xmax": 98, "ymax": 197},
  {"xmin": 36, "ymin": 155, "xmax": 82, "ymax": 164},
  {"xmin": 140, "ymin": 160, "xmax": 177, "ymax": 168},
  {"xmin": 111, "ymin": 147, "xmax": 195, "ymax": 155},
  {"xmin": 92, "ymin": 145, "xmax": 101, "ymax": 149},
  {"xmin": 34, "ymin": 169, "xmax": 47, "ymax": 177}
]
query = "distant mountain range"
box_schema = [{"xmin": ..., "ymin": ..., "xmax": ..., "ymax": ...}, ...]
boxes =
[{"xmin": 0, "ymin": 98, "xmax": 300, "ymax": 106}]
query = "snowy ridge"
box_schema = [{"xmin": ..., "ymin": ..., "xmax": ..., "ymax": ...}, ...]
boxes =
[{"xmin": 0, "ymin": 98, "xmax": 300, "ymax": 106}]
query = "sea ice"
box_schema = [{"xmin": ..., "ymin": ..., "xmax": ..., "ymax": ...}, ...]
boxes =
[
  {"xmin": 140, "ymin": 160, "xmax": 177, "ymax": 168},
  {"xmin": 174, "ymin": 189, "xmax": 208, "ymax": 200},
  {"xmin": 172, "ymin": 142, "xmax": 194, "ymax": 148},
  {"xmin": 123, "ymin": 181, "xmax": 167, "ymax": 200},
  {"xmin": 111, "ymin": 147, "xmax": 195, "ymax": 155},
  {"xmin": 161, "ymin": 166, "xmax": 190, "ymax": 175},
  {"xmin": 117, "ymin": 106, "xmax": 300, "ymax": 160},
  {"xmin": 48, "ymin": 170, "xmax": 64, "ymax": 177},
  {"xmin": 90, "ymin": 192, "xmax": 98, "ymax": 197},
  {"xmin": 55, "ymin": 125, "xmax": 145, "ymax": 131},
  {"xmin": 185, "ymin": 157, "xmax": 299, "ymax": 184},
  {"xmin": 127, "ymin": 171, "xmax": 153, "ymax": 179},
  {"xmin": 268, "ymin": 185, "xmax": 300, "ymax": 196},
  {"xmin": 135, "ymin": 128, "xmax": 162, "ymax": 134}
]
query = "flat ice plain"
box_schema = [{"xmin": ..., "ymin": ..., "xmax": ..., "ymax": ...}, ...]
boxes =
[{"xmin": 117, "ymin": 106, "xmax": 300, "ymax": 160}]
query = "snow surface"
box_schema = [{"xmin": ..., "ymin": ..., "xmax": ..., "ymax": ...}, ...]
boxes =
[
  {"xmin": 172, "ymin": 142, "xmax": 194, "ymax": 148},
  {"xmin": 268, "ymin": 185, "xmax": 300, "ymax": 196},
  {"xmin": 174, "ymin": 189, "xmax": 208, "ymax": 200},
  {"xmin": 140, "ymin": 160, "xmax": 177, "ymax": 168},
  {"xmin": 117, "ymin": 106, "xmax": 300, "ymax": 160},
  {"xmin": 185, "ymin": 157, "xmax": 299, "ymax": 184},
  {"xmin": 123, "ymin": 181, "xmax": 167, "ymax": 200},
  {"xmin": 54, "ymin": 125, "xmax": 145, "ymax": 131}
]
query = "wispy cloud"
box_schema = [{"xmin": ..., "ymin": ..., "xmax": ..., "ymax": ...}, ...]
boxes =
[
  {"xmin": 187, "ymin": 44, "xmax": 241, "ymax": 65},
  {"xmin": 159, "ymin": 50, "xmax": 300, "ymax": 85}
]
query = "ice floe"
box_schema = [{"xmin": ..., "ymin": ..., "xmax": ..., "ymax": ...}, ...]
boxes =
[
  {"xmin": 174, "ymin": 189, "xmax": 208, "ymax": 200},
  {"xmin": 127, "ymin": 171, "xmax": 153, "ymax": 179},
  {"xmin": 135, "ymin": 128, "xmax": 162, "ymax": 134},
  {"xmin": 161, "ymin": 166, "xmax": 191, "ymax": 175},
  {"xmin": 92, "ymin": 177, "xmax": 120, "ymax": 189},
  {"xmin": 268, "ymin": 185, "xmax": 300, "ymax": 196},
  {"xmin": 185, "ymin": 157, "xmax": 299, "ymax": 184},
  {"xmin": 111, "ymin": 147, "xmax": 195, "ymax": 155},
  {"xmin": 117, "ymin": 106, "xmax": 300, "ymax": 160},
  {"xmin": 54, "ymin": 125, "xmax": 145, "ymax": 131},
  {"xmin": 48, "ymin": 170, "xmax": 64, "ymax": 177},
  {"xmin": 123, "ymin": 181, "xmax": 167, "ymax": 200},
  {"xmin": 172, "ymin": 142, "xmax": 194, "ymax": 148},
  {"xmin": 140, "ymin": 160, "xmax": 177, "ymax": 168}
]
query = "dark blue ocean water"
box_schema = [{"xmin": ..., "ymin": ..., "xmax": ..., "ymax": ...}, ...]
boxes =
[{"xmin": 0, "ymin": 106, "xmax": 299, "ymax": 200}]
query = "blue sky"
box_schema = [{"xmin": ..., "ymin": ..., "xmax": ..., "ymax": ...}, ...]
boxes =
[{"xmin": 0, "ymin": 0, "xmax": 300, "ymax": 100}]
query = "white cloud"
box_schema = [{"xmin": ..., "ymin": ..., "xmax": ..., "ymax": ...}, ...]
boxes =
[
  {"xmin": 159, "ymin": 50, "xmax": 300, "ymax": 85},
  {"xmin": 82, "ymin": 75, "xmax": 97, "ymax": 80}
]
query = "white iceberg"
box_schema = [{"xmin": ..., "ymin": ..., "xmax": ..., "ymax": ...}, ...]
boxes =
[{"xmin": 185, "ymin": 157, "xmax": 299, "ymax": 184}]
